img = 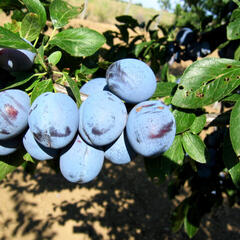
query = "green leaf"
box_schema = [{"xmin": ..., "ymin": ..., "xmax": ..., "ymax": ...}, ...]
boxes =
[
  {"xmin": 22, "ymin": 0, "xmax": 46, "ymax": 28},
  {"xmin": 64, "ymin": 73, "xmax": 81, "ymax": 108},
  {"xmin": 182, "ymin": 132, "xmax": 207, "ymax": 163},
  {"xmin": 234, "ymin": 45, "xmax": 240, "ymax": 61},
  {"xmin": 171, "ymin": 200, "xmax": 188, "ymax": 233},
  {"xmin": 0, "ymin": 27, "xmax": 36, "ymax": 52},
  {"xmin": 48, "ymin": 51, "xmax": 62, "ymax": 65},
  {"xmin": 184, "ymin": 208, "xmax": 199, "ymax": 238},
  {"xmin": 227, "ymin": 19, "xmax": 240, "ymax": 40},
  {"xmin": 20, "ymin": 12, "xmax": 42, "ymax": 41},
  {"xmin": 135, "ymin": 41, "xmax": 154, "ymax": 57},
  {"xmin": 172, "ymin": 58, "xmax": 240, "ymax": 109},
  {"xmin": 49, "ymin": 28, "xmax": 106, "ymax": 57},
  {"xmin": 190, "ymin": 114, "xmax": 206, "ymax": 134},
  {"xmin": 31, "ymin": 79, "xmax": 53, "ymax": 103},
  {"xmin": 223, "ymin": 93, "xmax": 240, "ymax": 102},
  {"xmin": 163, "ymin": 135, "xmax": 184, "ymax": 165},
  {"xmin": 49, "ymin": 0, "xmax": 80, "ymax": 29},
  {"xmin": 233, "ymin": 0, "xmax": 240, "ymax": 7},
  {"xmin": 0, "ymin": 148, "xmax": 25, "ymax": 181},
  {"xmin": 173, "ymin": 110, "xmax": 196, "ymax": 134},
  {"xmin": 223, "ymin": 130, "xmax": 240, "ymax": 189},
  {"xmin": 35, "ymin": 44, "xmax": 46, "ymax": 70},
  {"xmin": 1, "ymin": 72, "xmax": 36, "ymax": 90},
  {"xmin": 152, "ymin": 82, "xmax": 177, "ymax": 98},
  {"xmin": 23, "ymin": 152, "xmax": 35, "ymax": 163},
  {"xmin": 230, "ymin": 100, "xmax": 240, "ymax": 156},
  {"xmin": 4, "ymin": 21, "xmax": 21, "ymax": 33}
]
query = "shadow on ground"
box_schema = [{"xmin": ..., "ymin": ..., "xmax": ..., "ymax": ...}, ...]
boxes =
[{"xmin": 1, "ymin": 156, "xmax": 240, "ymax": 240}]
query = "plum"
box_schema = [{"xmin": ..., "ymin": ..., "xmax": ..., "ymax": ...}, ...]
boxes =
[
  {"xmin": 176, "ymin": 28, "xmax": 196, "ymax": 46},
  {"xmin": 0, "ymin": 135, "xmax": 21, "ymax": 156},
  {"xmin": 126, "ymin": 100, "xmax": 176, "ymax": 157},
  {"xmin": 0, "ymin": 39, "xmax": 36, "ymax": 72},
  {"xmin": 106, "ymin": 58, "xmax": 157, "ymax": 104},
  {"xmin": 28, "ymin": 92, "xmax": 79, "ymax": 149},
  {"xmin": 60, "ymin": 134, "xmax": 104, "ymax": 183},
  {"xmin": 79, "ymin": 91, "xmax": 127, "ymax": 146},
  {"xmin": 23, "ymin": 129, "xmax": 58, "ymax": 161},
  {"xmin": 104, "ymin": 131, "xmax": 136, "ymax": 165},
  {"xmin": 0, "ymin": 89, "xmax": 30, "ymax": 140},
  {"xmin": 80, "ymin": 77, "xmax": 108, "ymax": 96}
]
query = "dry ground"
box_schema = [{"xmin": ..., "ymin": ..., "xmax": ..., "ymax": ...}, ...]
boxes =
[{"xmin": 0, "ymin": 11, "xmax": 240, "ymax": 240}]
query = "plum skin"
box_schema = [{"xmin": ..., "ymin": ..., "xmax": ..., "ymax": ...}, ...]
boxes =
[
  {"xmin": 23, "ymin": 129, "xmax": 58, "ymax": 161},
  {"xmin": 126, "ymin": 100, "xmax": 176, "ymax": 157},
  {"xmin": 79, "ymin": 91, "xmax": 127, "ymax": 146},
  {"xmin": 28, "ymin": 92, "xmax": 79, "ymax": 149},
  {"xmin": 104, "ymin": 131, "xmax": 136, "ymax": 165},
  {"xmin": 80, "ymin": 77, "xmax": 108, "ymax": 96},
  {"xmin": 60, "ymin": 134, "xmax": 104, "ymax": 183},
  {"xmin": 0, "ymin": 89, "xmax": 30, "ymax": 140},
  {"xmin": 106, "ymin": 58, "xmax": 157, "ymax": 104}
]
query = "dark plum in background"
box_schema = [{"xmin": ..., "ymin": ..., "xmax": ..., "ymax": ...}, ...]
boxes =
[
  {"xmin": 0, "ymin": 89, "xmax": 30, "ymax": 140},
  {"xmin": 0, "ymin": 44, "xmax": 36, "ymax": 72},
  {"xmin": 79, "ymin": 91, "xmax": 127, "ymax": 146},
  {"xmin": 23, "ymin": 129, "xmax": 59, "ymax": 161},
  {"xmin": 60, "ymin": 134, "xmax": 104, "ymax": 183},
  {"xmin": 104, "ymin": 131, "xmax": 136, "ymax": 165},
  {"xmin": 28, "ymin": 92, "xmax": 79, "ymax": 149},
  {"xmin": 106, "ymin": 58, "xmax": 157, "ymax": 104},
  {"xmin": 0, "ymin": 135, "xmax": 21, "ymax": 156},
  {"xmin": 80, "ymin": 77, "xmax": 108, "ymax": 96},
  {"xmin": 126, "ymin": 100, "xmax": 176, "ymax": 157}
]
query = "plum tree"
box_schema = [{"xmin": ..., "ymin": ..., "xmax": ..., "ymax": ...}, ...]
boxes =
[
  {"xmin": 28, "ymin": 92, "xmax": 79, "ymax": 149},
  {"xmin": 0, "ymin": 89, "xmax": 30, "ymax": 140},
  {"xmin": 0, "ymin": 39, "xmax": 36, "ymax": 72},
  {"xmin": 79, "ymin": 91, "xmax": 127, "ymax": 146},
  {"xmin": 104, "ymin": 131, "xmax": 136, "ymax": 165},
  {"xmin": 106, "ymin": 58, "xmax": 157, "ymax": 104},
  {"xmin": 0, "ymin": 135, "xmax": 21, "ymax": 156},
  {"xmin": 126, "ymin": 100, "xmax": 176, "ymax": 157},
  {"xmin": 23, "ymin": 129, "xmax": 59, "ymax": 161},
  {"xmin": 80, "ymin": 77, "xmax": 108, "ymax": 96},
  {"xmin": 60, "ymin": 134, "xmax": 104, "ymax": 183}
]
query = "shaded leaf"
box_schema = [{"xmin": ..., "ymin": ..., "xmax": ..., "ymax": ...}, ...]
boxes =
[{"xmin": 152, "ymin": 82, "xmax": 177, "ymax": 98}]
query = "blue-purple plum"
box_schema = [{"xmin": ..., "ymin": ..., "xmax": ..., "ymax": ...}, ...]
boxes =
[
  {"xmin": 60, "ymin": 134, "xmax": 104, "ymax": 183},
  {"xmin": 126, "ymin": 100, "xmax": 176, "ymax": 157},
  {"xmin": 0, "ymin": 39, "xmax": 36, "ymax": 72},
  {"xmin": 80, "ymin": 78, "xmax": 108, "ymax": 96},
  {"xmin": 23, "ymin": 129, "xmax": 58, "ymax": 161},
  {"xmin": 0, "ymin": 89, "xmax": 30, "ymax": 140},
  {"xmin": 104, "ymin": 131, "xmax": 136, "ymax": 164},
  {"xmin": 79, "ymin": 91, "xmax": 127, "ymax": 146},
  {"xmin": 28, "ymin": 92, "xmax": 79, "ymax": 149},
  {"xmin": 106, "ymin": 58, "xmax": 157, "ymax": 104},
  {"xmin": 0, "ymin": 136, "xmax": 21, "ymax": 156}
]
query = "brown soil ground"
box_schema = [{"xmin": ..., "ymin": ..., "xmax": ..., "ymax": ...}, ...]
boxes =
[{"xmin": 1, "ymin": 13, "xmax": 240, "ymax": 240}]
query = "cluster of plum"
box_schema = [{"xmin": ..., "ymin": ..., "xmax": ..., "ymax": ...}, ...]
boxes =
[{"xmin": 0, "ymin": 58, "xmax": 176, "ymax": 184}]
